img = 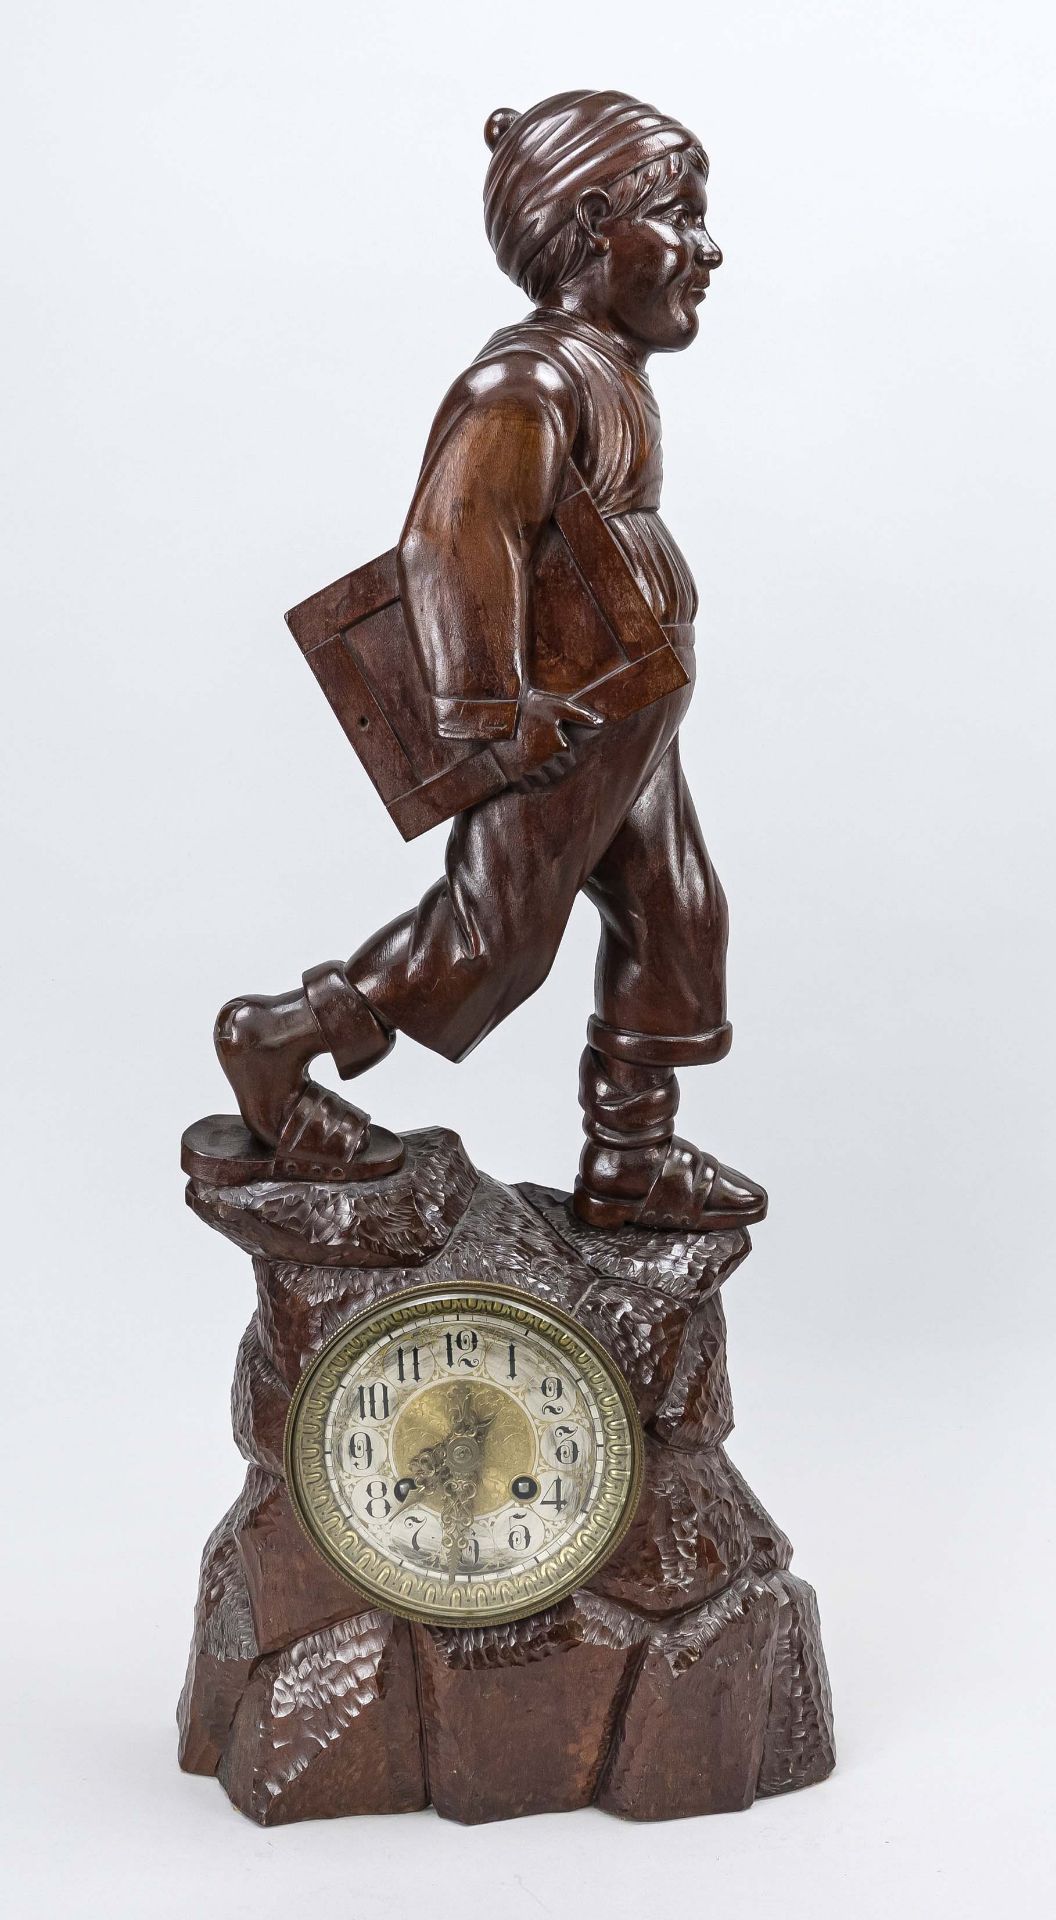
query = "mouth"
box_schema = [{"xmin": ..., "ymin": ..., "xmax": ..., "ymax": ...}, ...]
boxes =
[{"xmin": 687, "ymin": 278, "xmax": 710, "ymax": 304}]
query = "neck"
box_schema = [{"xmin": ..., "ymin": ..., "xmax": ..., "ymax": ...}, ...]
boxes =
[{"xmin": 537, "ymin": 287, "xmax": 651, "ymax": 370}]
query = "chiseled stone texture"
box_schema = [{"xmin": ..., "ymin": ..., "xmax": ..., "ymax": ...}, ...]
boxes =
[
  {"xmin": 178, "ymin": 1496, "xmax": 259, "ymax": 1776},
  {"xmin": 231, "ymin": 1466, "xmax": 373, "ymax": 1656},
  {"xmin": 219, "ymin": 1612, "xmax": 426, "ymax": 1824},
  {"xmin": 179, "ymin": 1134, "xmax": 834, "ymax": 1822},
  {"xmin": 757, "ymin": 1569, "xmax": 836, "ymax": 1795},
  {"xmin": 589, "ymin": 1436, "xmax": 753, "ymax": 1616},
  {"xmin": 598, "ymin": 1574, "xmax": 781, "ymax": 1818},
  {"xmin": 413, "ymin": 1593, "xmax": 646, "ymax": 1824}
]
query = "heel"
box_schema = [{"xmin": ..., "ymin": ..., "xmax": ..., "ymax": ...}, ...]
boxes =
[{"xmin": 571, "ymin": 1186, "xmax": 638, "ymax": 1229}]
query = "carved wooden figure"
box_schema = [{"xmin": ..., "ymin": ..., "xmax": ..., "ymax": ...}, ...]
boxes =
[{"xmin": 180, "ymin": 89, "xmax": 834, "ymax": 1825}]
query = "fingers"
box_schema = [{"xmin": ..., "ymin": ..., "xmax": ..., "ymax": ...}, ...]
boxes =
[
  {"xmin": 552, "ymin": 696, "xmax": 604, "ymax": 730},
  {"xmin": 519, "ymin": 749, "xmax": 574, "ymax": 789}
]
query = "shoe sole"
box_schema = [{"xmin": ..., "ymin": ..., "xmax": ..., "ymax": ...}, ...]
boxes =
[
  {"xmin": 572, "ymin": 1190, "xmax": 768, "ymax": 1232},
  {"xmin": 181, "ymin": 1113, "xmax": 405, "ymax": 1185}
]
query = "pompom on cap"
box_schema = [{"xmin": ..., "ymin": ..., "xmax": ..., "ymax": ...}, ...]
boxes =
[{"xmin": 484, "ymin": 108, "xmax": 519, "ymax": 151}]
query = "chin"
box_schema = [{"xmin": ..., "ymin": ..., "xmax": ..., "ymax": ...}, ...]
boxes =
[{"xmin": 651, "ymin": 304, "xmax": 699, "ymax": 353}]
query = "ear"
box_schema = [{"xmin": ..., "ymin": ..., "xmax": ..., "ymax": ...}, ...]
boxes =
[{"xmin": 575, "ymin": 188, "xmax": 612, "ymax": 251}]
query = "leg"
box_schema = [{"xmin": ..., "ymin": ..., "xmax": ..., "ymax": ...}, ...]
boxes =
[
  {"xmin": 589, "ymin": 729, "xmax": 730, "ymax": 1050},
  {"xmin": 212, "ymin": 963, "xmax": 404, "ymax": 1182},
  {"xmin": 347, "ymin": 688, "xmax": 691, "ymax": 1060},
  {"xmin": 576, "ymin": 734, "xmax": 767, "ymax": 1230},
  {"xmin": 213, "ymin": 693, "xmax": 688, "ymax": 1176},
  {"xmin": 344, "ymin": 784, "xmax": 587, "ymax": 1064}
]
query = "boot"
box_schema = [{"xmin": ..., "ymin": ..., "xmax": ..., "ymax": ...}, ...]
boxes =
[
  {"xmin": 211, "ymin": 961, "xmax": 404, "ymax": 1181},
  {"xmin": 573, "ymin": 1044, "xmax": 767, "ymax": 1232}
]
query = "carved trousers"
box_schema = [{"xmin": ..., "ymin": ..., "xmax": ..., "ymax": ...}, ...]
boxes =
[{"xmin": 345, "ymin": 657, "xmax": 731, "ymax": 1068}]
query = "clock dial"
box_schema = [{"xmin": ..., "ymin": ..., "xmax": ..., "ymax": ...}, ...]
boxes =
[{"xmin": 284, "ymin": 1283, "xmax": 643, "ymax": 1625}]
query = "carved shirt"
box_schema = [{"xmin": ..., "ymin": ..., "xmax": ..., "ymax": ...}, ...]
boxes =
[{"xmin": 398, "ymin": 307, "xmax": 697, "ymax": 742}]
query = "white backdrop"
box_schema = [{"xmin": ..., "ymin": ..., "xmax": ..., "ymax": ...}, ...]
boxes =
[{"xmin": 2, "ymin": 3, "xmax": 1053, "ymax": 1915}]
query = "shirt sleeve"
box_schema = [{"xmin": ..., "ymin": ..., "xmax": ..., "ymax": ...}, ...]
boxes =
[{"xmin": 397, "ymin": 351, "xmax": 578, "ymax": 742}]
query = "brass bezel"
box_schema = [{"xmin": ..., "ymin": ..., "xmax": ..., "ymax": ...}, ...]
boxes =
[{"xmin": 283, "ymin": 1280, "xmax": 644, "ymax": 1627}]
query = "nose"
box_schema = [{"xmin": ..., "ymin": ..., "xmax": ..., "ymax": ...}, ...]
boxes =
[{"xmin": 693, "ymin": 224, "xmax": 723, "ymax": 271}]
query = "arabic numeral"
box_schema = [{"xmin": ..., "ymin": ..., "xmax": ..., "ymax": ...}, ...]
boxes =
[
  {"xmin": 540, "ymin": 1476, "xmax": 567, "ymax": 1513},
  {"xmin": 365, "ymin": 1479, "xmax": 391, "ymax": 1518},
  {"xmin": 507, "ymin": 1341, "xmax": 517, "ymax": 1379},
  {"xmin": 554, "ymin": 1424, "xmax": 580, "ymax": 1466},
  {"xmin": 357, "ymin": 1382, "xmax": 390, "ymax": 1421},
  {"xmin": 507, "ymin": 1514, "xmax": 532, "ymax": 1551},
  {"xmin": 348, "ymin": 1430, "xmax": 373, "ymax": 1468},
  {"xmin": 405, "ymin": 1514, "xmax": 427, "ymax": 1551},
  {"xmin": 460, "ymin": 1535, "xmax": 481, "ymax": 1566},
  {"xmin": 445, "ymin": 1329, "xmax": 480, "ymax": 1369},
  {"xmin": 395, "ymin": 1346, "xmax": 421, "ymax": 1383},
  {"xmin": 541, "ymin": 1375, "xmax": 564, "ymax": 1413}
]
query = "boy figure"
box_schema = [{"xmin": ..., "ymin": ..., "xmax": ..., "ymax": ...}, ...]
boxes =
[{"xmin": 215, "ymin": 90, "xmax": 766, "ymax": 1233}]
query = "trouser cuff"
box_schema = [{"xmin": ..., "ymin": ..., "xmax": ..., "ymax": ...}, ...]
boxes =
[
  {"xmin": 587, "ymin": 1017, "xmax": 733, "ymax": 1067},
  {"xmin": 302, "ymin": 961, "xmax": 395, "ymax": 1080}
]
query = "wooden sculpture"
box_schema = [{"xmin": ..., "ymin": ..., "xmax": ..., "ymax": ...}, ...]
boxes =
[{"xmin": 180, "ymin": 88, "xmax": 835, "ymax": 1825}]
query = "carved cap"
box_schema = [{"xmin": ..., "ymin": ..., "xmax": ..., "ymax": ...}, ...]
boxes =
[{"xmin": 483, "ymin": 90, "xmax": 703, "ymax": 288}]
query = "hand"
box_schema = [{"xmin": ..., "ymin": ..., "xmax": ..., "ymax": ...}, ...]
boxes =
[
  {"xmin": 410, "ymin": 1390, "xmax": 494, "ymax": 1574},
  {"xmin": 492, "ymin": 689, "xmax": 604, "ymax": 790},
  {"xmin": 441, "ymin": 1393, "xmax": 492, "ymax": 1572}
]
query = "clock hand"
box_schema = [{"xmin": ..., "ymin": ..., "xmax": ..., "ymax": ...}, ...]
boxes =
[
  {"xmin": 441, "ymin": 1387, "xmax": 495, "ymax": 1571},
  {"xmin": 439, "ymin": 1479, "xmax": 475, "ymax": 1576},
  {"xmin": 409, "ymin": 1388, "xmax": 495, "ymax": 1575}
]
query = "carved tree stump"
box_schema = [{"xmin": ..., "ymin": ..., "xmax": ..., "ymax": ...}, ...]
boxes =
[{"xmin": 179, "ymin": 1127, "xmax": 834, "ymax": 1824}]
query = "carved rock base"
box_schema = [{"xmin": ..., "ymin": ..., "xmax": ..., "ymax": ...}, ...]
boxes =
[{"xmin": 178, "ymin": 1128, "xmax": 834, "ymax": 1824}]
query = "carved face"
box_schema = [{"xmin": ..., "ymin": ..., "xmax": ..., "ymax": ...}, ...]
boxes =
[{"xmin": 594, "ymin": 161, "xmax": 721, "ymax": 353}]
